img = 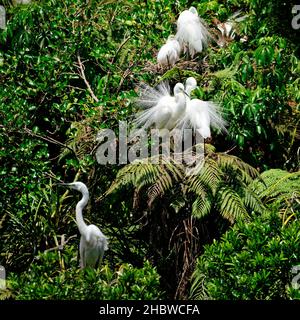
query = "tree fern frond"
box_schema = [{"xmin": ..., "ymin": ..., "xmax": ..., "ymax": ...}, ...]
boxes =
[
  {"xmin": 106, "ymin": 156, "xmax": 184, "ymax": 197},
  {"xmin": 170, "ymin": 195, "xmax": 187, "ymax": 214},
  {"xmin": 242, "ymin": 186, "xmax": 266, "ymax": 214},
  {"xmin": 201, "ymin": 158, "xmax": 223, "ymax": 189},
  {"xmin": 203, "ymin": 143, "xmax": 216, "ymax": 154},
  {"xmin": 147, "ymin": 170, "xmax": 174, "ymax": 206},
  {"xmin": 218, "ymin": 186, "xmax": 250, "ymax": 223},
  {"xmin": 146, "ymin": 158, "xmax": 185, "ymax": 205},
  {"xmin": 217, "ymin": 153, "xmax": 260, "ymax": 184},
  {"xmin": 251, "ymin": 169, "xmax": 300, "ymax": 201},
  {"xmin": 163, "ymin": 158, "xmax": 185, "ymax": 181},
  {"xmin": 187, "ymin": 157, "xmax": 222, "ymax": 195},
  {"xmin": 134, "ymin": 162, "xmax": 163, "ymax": 190},
  {"xmin": 106, "ymin": 144, "xmax": 262, "ymax": 223},
  {"xmin": 105, "ymin": 160, "xmax": 159, "ymax": 195},
  {"xmin": 188, "ymin": 178, "xmax": 207, "ymax": 197},
  {"xmin": 249, "ymin": 169, "xmax": 300, "ymax": 225},
  {"xmin": 192, "ymin": 194, "xmax": 212, "ymax": 219},
  {"xmin": 190, "ymin": 267, "xmax": 209, "ymax": 300}
]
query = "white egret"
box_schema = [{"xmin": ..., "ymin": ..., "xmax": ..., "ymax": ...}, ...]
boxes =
[
  {"xmin": 213, "ymin": 11, "xmax": 248, "ymax": 47},
  {"xmin": 177, "ymin": 77, "xmax": 227, "ymax": 139},
  {"xmin": 175, "ymin": 7, "xmax": 210, "ymax": 57},
  {"xmin": 59, "ymin": 182, "xmax": 108, "ymax": 269},
  {"xmin": 157, "ymin": 35, "xmax": 181, "ymax": 67},
  {"xmin": 185, "ymin": 77, "xmax": 198, "ymax": 98},
  {"xmin": 134, "ymin": 82, "xmax": 187, "ymax": 131}
]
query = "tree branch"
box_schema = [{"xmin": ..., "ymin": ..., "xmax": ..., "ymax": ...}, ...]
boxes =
[{"xmin": 76, "ymin": 55, "xmax": 99, "ymax": 103}]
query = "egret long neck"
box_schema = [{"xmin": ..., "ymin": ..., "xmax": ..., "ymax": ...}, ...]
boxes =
[
  {"xmin": 175, "ymin": 93, "xmax": 186, "ymax": 112},
  {"xmin": 76, "ymin": 192, "xmax": 89, "ymax": 235}
]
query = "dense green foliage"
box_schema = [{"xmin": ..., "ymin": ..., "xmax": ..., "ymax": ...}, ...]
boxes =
[
  {"xmin": 250, "ymin": 169, "xmax": 300, "ymax": 225},
  {"xmin": 0, "ymin": 0, "xmax": 299, "ymax": 299},
  {"xmin": 191, "ymin": 170, "xmax": 300, "ymax": 299},
  {"xmin": 191, "ymin": 213, "xmax": 300, "ymax": 300},
  {"xmin": 5, "ymin": 248, "xmax": 163, "ymax": 300}
]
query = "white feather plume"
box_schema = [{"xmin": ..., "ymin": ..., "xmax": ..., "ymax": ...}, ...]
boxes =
[
  {"xmin": 176, "ymin": 99, "xmax": 227, "ymax": 138},
  {"xmin": 157, "ymin": 36, "xmax": 181, "ymax": 67},
  {"xmin": 175, "ymin": 7, "xmax": 210, "ymax": 57},
  {"xmin": 133, "ymin": 82, "xmax": 187, "ymax": 131}
]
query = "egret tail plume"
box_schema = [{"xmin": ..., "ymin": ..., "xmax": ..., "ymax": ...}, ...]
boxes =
[
  {"xmin": 176, "ymin": 100, "xmax": 227, "ymax": 139},
  {"xmin": 134, "ymin": 81, "xmax": 171, "ymax": 109}
]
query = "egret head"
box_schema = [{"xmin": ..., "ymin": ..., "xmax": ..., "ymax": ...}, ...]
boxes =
[
  {"xmin": 59, "ymin": 181, "xmax": 89, "ymax": 195},
  {"xmin": 185, "ymin": 77, "xmax": 197, "ymax": 89},
  {"xmin": 173, "ymin": 82, "xmax": 185, "ymax": 95},
  {"xmin": 173, "ymin": 83, "xmax": 189, "ymax": 103},
  {"xmin": 189, "ymin": 6, "xmax": 198, "ymax": 16}
]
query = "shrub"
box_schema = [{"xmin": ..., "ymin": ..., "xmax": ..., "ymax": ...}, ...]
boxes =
[
  {"xmin": 4, "ymin": 246, "xmax": 164, "ymax": 300},
  {"xmin": 191, "ymin": 213, "xmax": 300, "ymax": 300}
]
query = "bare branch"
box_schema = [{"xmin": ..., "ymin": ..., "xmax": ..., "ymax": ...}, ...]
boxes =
[
  {"xmin": 44, "ymin": 235, "xmax": 78, "ymax": 253},
  {"xmin": 76, "ymin": 55, "xmax": 99, "ymax": 103}
]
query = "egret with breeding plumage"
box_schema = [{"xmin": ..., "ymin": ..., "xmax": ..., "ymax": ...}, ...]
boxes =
[
  {"xmin": 157, "ymin": 35, "xmax": 181, "ymax": 68},
  {"xmin": 175, "ymin": 7, "xmax": 210, "ymax": 57},
  {"xmin": 134, "ymin": 81, "xmax": 188, "ymax": 131}
]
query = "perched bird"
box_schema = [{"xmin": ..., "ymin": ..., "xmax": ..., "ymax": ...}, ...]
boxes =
[
  {"xmin": 177, "ymin": 77, "xmax": 227, "ymax": 139},
  {"xmin": 185, "ymin": 77, "xmax": 198, "ymax": 99},
  {"xmin": 175, "ymin": 7, "xmax": 210, "ymax": 57},
  {"xmin": 213, "ymin": 11, "xmax": 248, "ymax": 47},
  {"xmin": 134, "ymin": 81, "xmax": 187, "ymax": 131},
  {"xmin": 157, "ymin": 35, "xmax": 181, "ymax": 67},
  {"xmin": 59, "ymin": 182, "xmax": 108, "ymax": 269}
]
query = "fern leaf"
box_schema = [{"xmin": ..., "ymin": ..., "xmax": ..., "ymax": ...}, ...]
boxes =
[
  {"xmin": 218, "ymin": 186, "xmax": 250, "ymax": 223},
  {"xmin": 217, "ymin": 153, "xmax": 259, "ymax": 183},
  {"xmin": 250, "ymin": 169, "xmax": 300, "ymax": 201},
  {"xmin": 192, "ymin": 195, "xmax": 212, "ymax": 219}
]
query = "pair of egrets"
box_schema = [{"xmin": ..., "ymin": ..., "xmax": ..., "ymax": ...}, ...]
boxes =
[
  {"xmin": 134, "ymin": 77, "xmax": 227, "ymax": 140},
  {"xmin": 157, "ymin": 7, "xmax": 210, "ymax": 67}
]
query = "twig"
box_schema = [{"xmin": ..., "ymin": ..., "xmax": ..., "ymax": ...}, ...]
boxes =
[
  {"xmin": 76, "ymin": 55, "xmax": 99, "ymax": 103},
  {"xmin": 44, "ymin": 234, "xmax": 77, "ymax": 253},
  {"xmin": 116, "ymin": 67, "xmax": 133, "ymax": 94},
  {"xmin": 111, "ymin": 35, "xmax": 131, "ymax": 65},
  {"xmin": 23, "ymin": 127, "xmax": 77, "ymax": 158},
  {"xmin": 103, "ymin": 35, "xmax": 131, "ymax": 94},
  {"xmin": 224, "ymin": 144, "xmax": 237, "ymax": 154},
  {"xmin": 58, "ymin": 169, "xmax": 82, "ymax": 206}
]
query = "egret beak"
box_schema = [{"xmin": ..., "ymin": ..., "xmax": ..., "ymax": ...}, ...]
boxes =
[
  {"xmin": 183, "ymin": 90, "xmax": 190, "ymax": 97},
  {"xmin": 56, "ymin": 182, "xmax": 72, "ymax": 187}
]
